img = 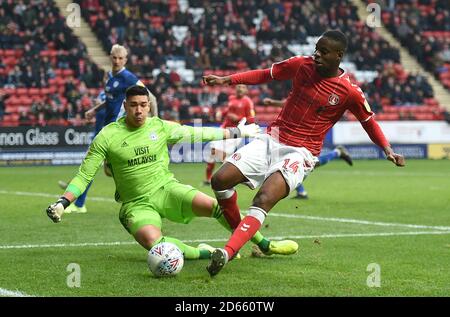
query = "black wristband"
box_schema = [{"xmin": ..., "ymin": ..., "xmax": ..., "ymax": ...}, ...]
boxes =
[
  {"xmin": 57, "ymin": 197, "xmax": 71, "ymax": 209},
  {"xmin": 227, "ymin": 127, "xmax": 241, "ymax": 139}
]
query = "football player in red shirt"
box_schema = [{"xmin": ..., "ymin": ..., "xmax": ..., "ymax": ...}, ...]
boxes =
[
  {"xmin": 202, "ymin": 30, "xmax": 405, "ymax": 277},
  {"xmin": 262, "ymin": 97, "xmax": 353, "ymax": 199},
  {"xmin": 204, "ymin": 84, "xmax": 255, "ymax": 185}
]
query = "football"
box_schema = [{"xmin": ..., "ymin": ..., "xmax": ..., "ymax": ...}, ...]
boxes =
[{"xmin": 147, "ymin": 242, "xmax": 184, "ymax": 277}]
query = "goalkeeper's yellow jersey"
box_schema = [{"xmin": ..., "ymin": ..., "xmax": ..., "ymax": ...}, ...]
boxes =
[{"xmin": 67, "ymin": 116, "xmax": 224, "ymax": 203}]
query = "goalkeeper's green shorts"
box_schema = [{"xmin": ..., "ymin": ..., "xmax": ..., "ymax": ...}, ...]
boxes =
[{"xmin": 119, "ymin": 181, "xmax": 198, "ymax": 235}]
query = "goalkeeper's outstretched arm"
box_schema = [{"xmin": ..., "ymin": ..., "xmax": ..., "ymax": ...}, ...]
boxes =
[{"xmin": 46, "ymin": 133, "xmax": 108, "ymax": 223}]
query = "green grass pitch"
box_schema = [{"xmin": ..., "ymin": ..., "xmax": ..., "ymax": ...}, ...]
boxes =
[{"xmin": 0, "ymin": 160, "xmax": 449, "ymax": 296}]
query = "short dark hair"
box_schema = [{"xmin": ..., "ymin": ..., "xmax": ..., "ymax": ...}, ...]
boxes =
[
  {"xmin": 322, "ymin": 29, "xmax": 348, "ymax": 52},
  {"xmin": 125, "ymin": 85, "xmax": 149, "ymax": 99}
]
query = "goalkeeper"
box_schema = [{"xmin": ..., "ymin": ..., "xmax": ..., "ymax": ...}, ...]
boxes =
[{"xmin": 46, "ymin": 85, "xmax": 298, "ymax": 260}]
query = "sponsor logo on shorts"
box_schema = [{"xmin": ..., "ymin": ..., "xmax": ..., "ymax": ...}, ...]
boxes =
[{"xmin": 231, "ymin": 153, "xmax": 241, "ymax": 161}]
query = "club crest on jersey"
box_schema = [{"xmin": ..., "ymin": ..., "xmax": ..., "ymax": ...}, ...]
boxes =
[
  {"xmin": 149, "ymin": 132, "xmax": 158, "ymax": 141},
  {"xmin": 328, "ymin": 93, "xmax": 340, "ymax": 106},
  {"xmin": 113, "ymin": 81, "xmax": 119, "ymax": 88},
  {"xmin": 231, "ymin": 153, "xmax": 241, "ymax": 161}
]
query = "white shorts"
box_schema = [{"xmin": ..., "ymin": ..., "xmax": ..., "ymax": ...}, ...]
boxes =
[
  {"xmin": 206, "ymin": 138, "xmax": 244, "ymax": 162},
  {"xmin": 225, "ymin": 134, "xmax": 318, "ymax": 192}
]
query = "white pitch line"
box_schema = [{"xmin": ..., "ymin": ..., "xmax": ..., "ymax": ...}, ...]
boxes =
[
  {"xmin": 0, "ymin": 288, "xmax": 33, "ymax": 297},
  {"xmin": 317, "ymin": 170, "xmax": 450, "ymax": 178},
  {"xmin": 0, "ymin": 190, "xmax": 116, "ymax": 202},
  {"xmin": 1, "ymin": 231, "xmax": 450, "ymax": 250},
  {"xmin": 268, "ymin": 213, "xmax": 450, "ymax": 231},
  {"xmin": 1, "ymin": 189, "xmax": 449, "ymax": 231}
]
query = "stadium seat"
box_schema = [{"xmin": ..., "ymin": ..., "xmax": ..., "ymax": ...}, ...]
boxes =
[
  {"xmin": 28, "ymin": 88, "xmax": 40, "ymax": 96},
  {"xmin": 16, "ymin": 88, "xmax": 27, "ymax": 96},
  {"xmin": 19, "ymin": 96, "xmax": 33, "ymax": 106},
  {"xmin": 255, "ymin": 106, "xmax": 266, "ymax": 114},
  {"xmin": 376, "ymin": 113, "xmax": 400, "ymax": 121},
  {"xmin": 63, "ymin": 69, "xmax": 74, "ymax": 76},
  {"xmin": 413, "ymin": 113, "xmax": 435, "ymax": 120},
  {"xmin": 4, "ymin": 49, "xmax": 15, "ymax": 57}
]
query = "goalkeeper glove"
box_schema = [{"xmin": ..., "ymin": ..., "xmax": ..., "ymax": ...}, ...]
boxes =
[
  {"xmin": 46, "ymin": 197, "xmax": 71, "ymax": 223},
  {"xmin": 228, "ymin": 118, "xmax": 261, "ymax": 138}
]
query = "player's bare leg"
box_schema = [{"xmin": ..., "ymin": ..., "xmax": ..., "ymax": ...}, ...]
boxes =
[
  {"xmin": 189, "ymin": 191, "xmax": 269, "ymax": 259},
  {"xmin": 252, "ymin": 171, "xmax": 290, "ymax": 211},
  {"xmin": 134, "ymin": 225, "xmax": 163, "ymax": 250},
  {"xmin": 208, "ymin": 172, "xmax": 298, "ymax": 276},
  {"xmin": 211, "ymin": 162, "xmax": 247, "ymax": 190},
  {"xmin": 204, "ymin": 148, "xmax": 227, "ymax": 186},
  {"xmin": 211, "ymin": 162, "xmax": 248, "ymax": 229}
]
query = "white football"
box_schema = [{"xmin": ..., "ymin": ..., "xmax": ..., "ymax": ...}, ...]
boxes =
[{"xmin": 147, "ymin": 242, "xmax": 184, "ymax": 277}]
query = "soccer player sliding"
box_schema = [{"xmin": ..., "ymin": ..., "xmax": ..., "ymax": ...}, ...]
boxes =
[
  {"xmin": 46, "ymin": 85, "xmax": 298, "ymax": 262},
  {"xmin": 203, "ymin": 29, "xmax": 405, "ymax": 277}
]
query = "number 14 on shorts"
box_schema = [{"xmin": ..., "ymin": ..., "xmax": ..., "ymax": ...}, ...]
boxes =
[{"xmin": 282, "ymin": 159, "xmax": 302, "ymax": 174}]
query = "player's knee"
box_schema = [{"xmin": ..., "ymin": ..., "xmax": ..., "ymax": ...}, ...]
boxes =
[
  {"xmin": 134, "ymin": 227, "xmax": 162, "ymax": 249},
  {"xmin": 211, "ymin": 172, "xmax": 226, "ymax": 191},
  {"xmin": 252, "ymin": 191, "xmax": 272, "ymax": 209},
  {"xmin": 144, "ymin": 234, "xmax": 162, "ymax": 250}
]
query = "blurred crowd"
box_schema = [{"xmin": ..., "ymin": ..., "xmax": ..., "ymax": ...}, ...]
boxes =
[
  {"xmin": 376, "ymin": 0, "xmax": 450, "ymax": 88},
  {"xmin": 0, "ymin": 0, "xmax": 104, "ymax": 125},
  {"xmin": 0, "ymin": 0, "xmax": 445, "ymax": 126}
]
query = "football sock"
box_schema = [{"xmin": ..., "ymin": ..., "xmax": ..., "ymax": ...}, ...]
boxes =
[
  {"xmin": 214, "ymin": 189, "xmax": 241, "ymax": 229},
  {"xmin": 224, "ymin": 206, "xmax": 267, "ymax": 259},
  {"xmin": 318, "ymin": 149, "xmax": 339, "ymax": 166},
  {"xmin": 152, "ymin": 236, "xmax": 204, "ymax": 260},
  {"xmin": 296, "ymin": 184, "xmax": 306, "ymax": 195},
  {"xmin": 75, "ymin": 181, "xmax": 92, "ymax": 207},
  {"xmin": 206, "ymin": 162, "xmax": 215, "ymax": 182},
  {"xmin": 211, "ymin": 201, "xmax": 267, "ymax": 246},
  {"xmin": 257, "ymin": 238, "xmax": 270, "ymax": 252}
]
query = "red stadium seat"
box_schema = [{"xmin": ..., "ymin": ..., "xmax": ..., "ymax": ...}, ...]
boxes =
[
  {"xmin": 382, "ymin": 105, "xmax": 397, "ymax": 113},
  {"xmin": 189, "ymin": 106, "xmax": 202, "ymax": 115},
  {"xmin": 19, "ymin": 96, "xmax": 33, "ymax": 106},
  {"xmin": 55, "ymin": 77, "xmax": 66, "ymax": 87},
  {"xmin": 14, "ymin": 50, "xmax": 23, "ymax": 58},
  {"xmin": 63, "ymin": 69, "xmax": 74, "ymax": 76},
  {"xmin": 376, "ymin": 113, "xmax": 399, "ymax": 121},
  {"xmin": 255, "ymin": 106, "xmax": 266, "ymax": 114},
  {"xmin": 17, "ymin": 88, "xmax": 28, "ymax": 96},
  {"xmin": 424, "ymin": 98, "xmax": 439, "ymax": 106},
  {"xmin": 2, "ymin": 87, "xmax": 15, "ymax": 95},
  {"xmin": 3, "ymin": 49, "xmax": 15, "ymax": 57},
  {"xmin": 4, "ymin": 57, "xmax": 17, "ymax": 67},
  {"xmin": 28, "ymin": 88, "xmax": 40, "ymax": 96},
  {"xmin": 89, "ymin": 15, "xmax": 98, "ymax": 26},
  {"xmin": 413, "ymin": 113, "xmax": 435, "ymax": 120},
  {"xmin": 40, "ymin": 88, "xmax": 51, "ymax": 95},
  {"xmin": 3, "ymin": 114, "xmax": 20, "ymax": 122},
  {"xmin": 6, "ymin": 96, "xmax": 21, "ymax": 106},
  {"xmin": 40, "ymin": 50, "xmax": 50, "ymax": 57}
]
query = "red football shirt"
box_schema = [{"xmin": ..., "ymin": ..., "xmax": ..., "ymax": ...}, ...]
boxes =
[
  {"xmin": 221, "ymin": 95, "xmax": 255, "ymax": 128},
  {"xmin": 266, "ymin": 56, "xmax": 373, "ymax": 156}
]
